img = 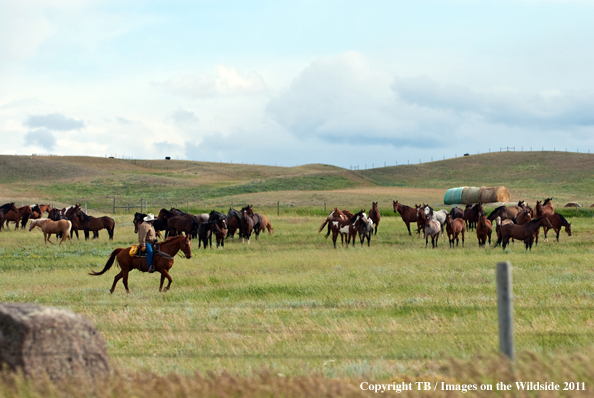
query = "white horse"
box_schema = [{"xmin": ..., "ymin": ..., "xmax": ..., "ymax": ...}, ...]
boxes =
[
  {"xmin": 424, "ymin": 205, "xmax": 449, "ymax": 236},
  {"xmin": 424, "ymin": 219, "xmax": 441, "ymax": 248}
]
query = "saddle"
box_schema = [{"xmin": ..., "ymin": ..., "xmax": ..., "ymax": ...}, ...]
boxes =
[{"xmin": 129, "ymin": 243, "xmax": 159, "ymax": 258}]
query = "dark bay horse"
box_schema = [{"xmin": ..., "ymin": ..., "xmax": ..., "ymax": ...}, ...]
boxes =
[
  {"xmin": 476, "ymin": 215, "xmax": 492, "ymax": 247},
  {"xmin": 240, "ymin": 208, "xmax": 254, "ymax": 244},
  {"xmin": 445, "ymin": 214, "xmax": 465, "ymax": 248},
  {"xmin": 198, "ymin": 217, "xmax": 227, "ymax": 249},
  {"xmin": 487, "ymin": 201, "xmax": 527, "ymax": 222},
  {"xmin": 535, "ymin": 199, "xmax": 554, "ymax": 218},
  {"xmin": 463, "ymin": 203, "xmax": 485, "ymax": 231},
  {"xmin": 450, "ymin": 206, "xmax": 464, "ymax": 220},
  {"xmin": 157, "ymin": 208, "xmax": 187, "ymax": 238},
  {"xmin": 497, "ymin": 217, "xmax": 553, "ymax": 250},
  {"xmin": 0, "ymin": 203, "xmax": 19, "ymax": 231},
  {"xmin": 89, "ymin": 235, "xmax": 192, "ymax": 293},
  {"xmin": 368, "ymin": 202, "xmax": 381, "ymax": 235},
  {"xmin": 74, "ymin": 208, "xmax": 115, "ymax": 240},
  {"xmin": 538, "ymin": 213, "xmax": 571, "ymax": 243},
  {"xmin": 4, "ymin": 205, "xmax": 33, "ymax": 230},
  {"xmin": 393, "ymin": 201, "xmax": 418, "ymax": 236},
  {"xmin": 167, "ymin": 215, "xmax": 198, "ymax": 239},
  {"xmin": 226, "ymin": 208, "xmax": 243, "ymax": 239}
]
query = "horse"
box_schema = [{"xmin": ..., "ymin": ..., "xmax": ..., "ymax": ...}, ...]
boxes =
[
  {"xmin": 494, "ymin": 216, "xmax": 515, "ymax": 246},
  {"xmin": 259, "ymin": 214, "xmax": 274, "ymax": 234},
  {"xmin": 497, "ymin": 217, "xmax": 553, "ymax": 250},
  {"xmin": 28, "ymin": 219, "xmax": 72, "ymax": 245},
  {"xmin": 226, "ymin": 208, "xmax": 243, "ymax": 239},
  {"xmin": 198, "ymin": 218, "xmax": 226, "ymax": 249},
  {"xmin": 318, "ymin": 208, "xmax": 347, "ymax": 238},
  {"xmin": 240, "ymin": 208, "xmax": 254, "ymax": 244},
  {"xmin": 415, "ymin": 204, "xmax": 425, "ymax": 237},
  {"xmin": 424, "ymin": 205, "xmax": 448, "ymax": 235},
  {"xmin": 538, "ymin": 213, "xmax": 571, "ymax": 243},
  {"xmin": 487, "ymin": 201, "xmax": 526, "ymax": 222},
  {"xmin": 157, "ymin": 208, "xmax": 187, "ymax": 238},
  {"xmin": 368, "ymin": 202, "xmax": 381, "ymax": 235},
  {"xmin": 393, "ymin": 201, "xmax": 419, "ymax": 236},
  {"xmin": 245, "ymin": 205, "xmax": 263, "ymax": 240},
  {"xmin": 0, "ymin": 203, "xmax": 19, "ymax": 231},
  {"xmin": 535, "ymin": 199, "xmax": 554, "ymax": 218},
  {"xmin": 167, "ymin": 215, "xmax": 198, "ymax": 239},
  {"xmin": 341, "ymin": 209, "xmax": 355, "ymax": 218},
  {"xmin": 444, "ymin": 214, "xmax": 465, "ymax": 248},
  {"xmin": 358, "ymin": 216, "xmax": 373, "ymax": 246},
  {"xmin": 328, "ymin": 210, "xmax": 366, "ymax": 248},
  {"xmin": 513, "ymin": 210, "xmax": 532, "ymax": 226},
  {"xmin": 73, "ymin": 208, "xmax": 115, "ymax": 240},
  {"xmin": 463, "ymin": 203, "xmax": 485, "ymax": 231},
  {"xmin": 450, "ymin": 206, "xmax": 464, "ymax": 220},
  {"xmin": 89, "ymin": 235, "xmax": 192, "ymax": 293},
  {"xmin": 476, "ymin": 215, "xmax": 492, "ymax": 247},
  {"xmin": 4, "ymin": 206, "xmax": 33, "ymax": 230},
  {"xmin": 424, "ymin": 218, "xmax": 441, "ymax": 248}
]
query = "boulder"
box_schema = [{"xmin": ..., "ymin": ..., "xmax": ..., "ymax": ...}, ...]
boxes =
[{"xmin": 0, "ymin": 303, "xmax": 109, "ymax": 384}]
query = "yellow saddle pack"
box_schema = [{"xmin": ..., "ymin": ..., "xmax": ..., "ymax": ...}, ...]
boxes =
[{"xmin": 129, "ymin": 244, "xmax": 146, "ymax": 257}]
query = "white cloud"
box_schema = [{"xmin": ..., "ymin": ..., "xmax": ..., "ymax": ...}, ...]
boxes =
[
  {"xmin": 24, "ymin": 113, "xmax": 84, "ymax": 131},
  {"xmin": 162, "ymin": 66, "xmax": 267, "ymax": 99}
]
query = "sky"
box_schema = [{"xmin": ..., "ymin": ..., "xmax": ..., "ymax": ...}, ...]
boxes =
[{"xmin": 1, "ymin": 0, "xmax": 593, "ymax": 168}]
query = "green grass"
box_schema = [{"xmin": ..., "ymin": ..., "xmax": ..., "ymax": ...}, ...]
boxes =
[{"xmin": 1, "ymin": 211, "xmax": 593, "ymax": 380}]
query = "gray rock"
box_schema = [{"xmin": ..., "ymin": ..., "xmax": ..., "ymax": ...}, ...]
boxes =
[{"xmin": 0, "ymin": 303, "xmax": 109, "ymax": 384}]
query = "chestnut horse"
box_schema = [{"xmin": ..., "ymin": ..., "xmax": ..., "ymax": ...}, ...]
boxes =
[
  {"xmin": 487, "ymin": 201, "xmax": 527, "ymax": 222},
  {"xmin": 28, "ymin": 219, "xmax": 72, "ymax": 245},
  {"xmin": 445, "ymin": 214, "xmax": 465, "ymax": 248},
  {"xmin": 393, "ymin": 201, "xmax": 418, "ymax": 236},
  {"xmin": 535, "ymin": 199, "xmax": 554, "ymax": 218},
  {"xmin": 89, "ymin": 235, "xmax": 192, "ymax": 293},
  {"xmin": 497, "ymin": 217, "xmax": 553, "ymax": 250},
  {"xmin": 368, "ymin": 202, "xmax": 381, "ymax": 235},
  {"xmin": 476, "ymin": 215, "xmax": 492, "ymax": 247},
  {"xmin": 537, "ymin": 213, "xmax": 572, "ymax": 243}
]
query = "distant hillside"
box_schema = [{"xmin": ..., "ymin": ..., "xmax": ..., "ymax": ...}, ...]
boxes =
[{"xmin": 0, "ymin": 152, "xmax": 592, "ymax": 210}]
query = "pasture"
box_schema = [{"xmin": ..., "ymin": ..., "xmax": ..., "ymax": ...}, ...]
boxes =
[{"xmin": 1, "ymin": 210, "xmax": 593, "ymax": 386}]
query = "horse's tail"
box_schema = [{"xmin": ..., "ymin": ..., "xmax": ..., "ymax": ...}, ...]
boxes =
[
  {"xmin": 318, "ymin": 219, "xmax": 328, "ymax": 233},
  {"xmin": 64, "ymin": 220, "xmax": 72, "ymax": 239},
  {"xmin": 89, "ymin": 249, "xmax": 122, "ymax": 276}
]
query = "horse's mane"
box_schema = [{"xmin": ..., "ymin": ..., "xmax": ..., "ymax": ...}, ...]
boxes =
[
  {"xmin": 492, "ymin": 205, "xmax": 506, "ymax": 212},
  {"xmin": 556, "ymin": 213, "xmax": 569, "ymax": 225},
  {"xmin": 544, "ymin": 198, "xmax": 553, "ymax": 205}
]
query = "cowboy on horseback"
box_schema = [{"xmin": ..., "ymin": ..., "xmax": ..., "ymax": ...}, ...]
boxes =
[{"xmin": 138, "ymin": 213, "xmax": 157, "ymax": 272}]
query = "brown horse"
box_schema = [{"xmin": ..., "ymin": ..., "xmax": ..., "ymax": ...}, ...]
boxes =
[
  {"xmin": 328, "ymin": 210, "xmax": 366, "ymax": 248},
  {"xmin": 245, "ymin": 205, "xmax": 263, "ymax": 240},
  {"xmin": 198, "ymin": 219, "xmax": 226, "ymax": 249},
  {"xmin": 0, "ymin": 203, "xmax": 19, "ymax": 231},
  {"xmin": 29, "ymin": 219, "xmax": 72, "ymax": 245},
  {"xmin": 393, "ymin": 201, "xmax": 419, "ymax": 236},
  {"xmin": 4, "ymin": 206, "xmax": 33, "ymax": 230},
  {"xmin": 535, "ymin": 199, "xmax": 554, "ymax": 218},
  {"xmin": 463, "ymin": 203, "xmax": 485, "ymax": 231},
  {"xmin": 445, "ymin": 214, "xmax": 465, "ymax": 248},
  {"xmin": 497, "ymin": 217, "xmax": 553, "ymax": 250},
  {"xmin": 368, "ymin": 202, "xmax": 381, "ymax": 235},
  {"xmin": 89, "ymin": 235, "xmax": 192, "ymax": 293},
  {"xmin": 240, "ymin": 208, "xmax": 255, "ymax": 244},
  {"xmin": 450, "ymin": 206, "xmax": 464, "ymax": 220},
  {"xmin": 318, "ymin": 208, "xmax": 347, "ymax": 238},
  {"xmin": 487, "ymin": 201, "xmax": 526, "ymax": 223},
  {"xmin": 21, "ymin": 204, "xmax": 51, "ymax": 229},
  {"xmin": 167, "ymin": 214, "xmax": 198, "ymax": 238},
  {"xmin": 226, "ymin": 208, "xmax": 244, "ymax": 239},
  {"xmin": 537, "ymin": 213, "xmax": 572, "ymax": 243},
  {"xmin": 74, "ymin": 208, "xmax": 115, "ymax": 240},
  {"xmin": 259, "ymin": 214, "xmax": 274, "ymax": 234},
  {"xmin": 476, "ymin": 215, "xmax": 492, "ymax": 247}
]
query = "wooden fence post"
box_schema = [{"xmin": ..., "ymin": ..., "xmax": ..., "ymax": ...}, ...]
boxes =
[
  {"xmin": 497, "ymin": 261, "xmax": 515, "ymax": 361},
  {"xmin": 113, "ymin": 197, "xmax": 116, "ymax": 214}
]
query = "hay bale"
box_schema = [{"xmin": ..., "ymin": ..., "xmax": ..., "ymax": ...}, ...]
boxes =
[
  {"xmin": 478, "ymin": 186, "xmax": 511, "ymax": 203},
  {"xmin": 444, "ymin": 187, "xmax": 467, "ymax": 204},
  {"xmin": 0, "ymin": 303, "xmax": 109, "ymax": 384},
  {"xmin": 564, "ymin": 202, "xmax": 582, "ymax": 208},
  {"xmin": 461, "ymin": 187, "xmax": 481, "ymax": 204}
]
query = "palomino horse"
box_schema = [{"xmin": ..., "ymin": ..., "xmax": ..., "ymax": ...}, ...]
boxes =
[
  {"xmin": 463, "ymin": 203, "xmax": 485, "ymax": 231},
  {"xmin": 537, "ymin": 213, "xmax": 572, "ymax": 243},
  {"xmin": 29, "ymin": 219, "xmax": 72, "ymax": 245},
  {"xmin": 535, "ymin": 199, "xmax": 554, "ymax": 218},
  {"xmin": 328, "ymin": 210, "xmax": 366, "ymax": 248},
  {"xmin": 497, "ymin": 217, "xmax": 553, "ymax": 250},
  {"xmin": 318, "ymin": 208, "xmax": 347, "ymax": 238},
  {"xmin": 445, "ymin": 214, "xmax": 465, "ymax": 248},
  {"xmin": 476, "ymin": 215, "xmax": 492, "ymax": 247},
  {"xmin": 0, "ymin": 203, "xmax": 19, "ymax": 231},
  {"xmin": 368, "ymin": 202, "xmax": 381, "ymax": 235},
  {"xmin": 89, "ymin": 235, "xmax": 192, "ymax": 293},
  {"xmin": 393, "ymin": 201, "xmax": 419, "ymax": 236},
  {"xmin": 4, "ymin": 205, "xmax": 33, "ymax": 230}
]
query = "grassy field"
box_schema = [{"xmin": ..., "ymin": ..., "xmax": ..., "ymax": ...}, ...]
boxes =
[{"xmin": 0, "ymin": 209, "xmax": 593, "ymax": 394}]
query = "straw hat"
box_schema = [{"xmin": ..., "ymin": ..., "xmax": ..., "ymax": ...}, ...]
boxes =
[{"xmin": 143, "ymin": 213, "xmax": 155, "ymax": 222}]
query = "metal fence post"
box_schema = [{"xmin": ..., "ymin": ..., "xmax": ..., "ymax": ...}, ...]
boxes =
[{"xmin": 497, "ymin": 261, "xmax": 515, "ymax": 361}]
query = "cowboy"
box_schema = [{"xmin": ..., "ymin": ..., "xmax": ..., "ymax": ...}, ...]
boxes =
[{"xmin": 138, "ymin": 213, "xmax": 157, "ymax": 272}]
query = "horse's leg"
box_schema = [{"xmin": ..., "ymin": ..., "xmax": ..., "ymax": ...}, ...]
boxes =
[
  {"xmin": 426, "ymin": 235, "xmax": 429, "ymax": 248},
  {"xmin": 159, "ymin": 271, "xmax": 166, "ymax": 292},
  {"xmin": 332, "ymin": 230, "xmax": 338, "ymax": 249},
  {"xmin": 110, "ymin": 271, "xmax": 124, "ymax": 294},
  {"xmin": 556, "ymin": 229, "xmax": 560, "ymax": 242},
  {"xmin": 405, "ymin": 222, "xmax": 411, "ymax": 236},
  {"xmin": 162, "ymin": 269, "xmax": 173, "ymax": 292},
  {"xmin": 122, "ymin": 268, "xmax": 131, "ymax": 293}
]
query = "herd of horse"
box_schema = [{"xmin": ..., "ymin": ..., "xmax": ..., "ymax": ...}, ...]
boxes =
[{"xmin": 322, "ymin": 198, "xmax": 571, "ymax": 250}]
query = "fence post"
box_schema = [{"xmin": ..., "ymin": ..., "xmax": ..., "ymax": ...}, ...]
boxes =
[
  {"xmin": 113, "ymin": 197, "xmax": 116, "ymax": 214},
  {"xmin": 497, "ymin": 261, "xmax": 515, "ymax": 361}
]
